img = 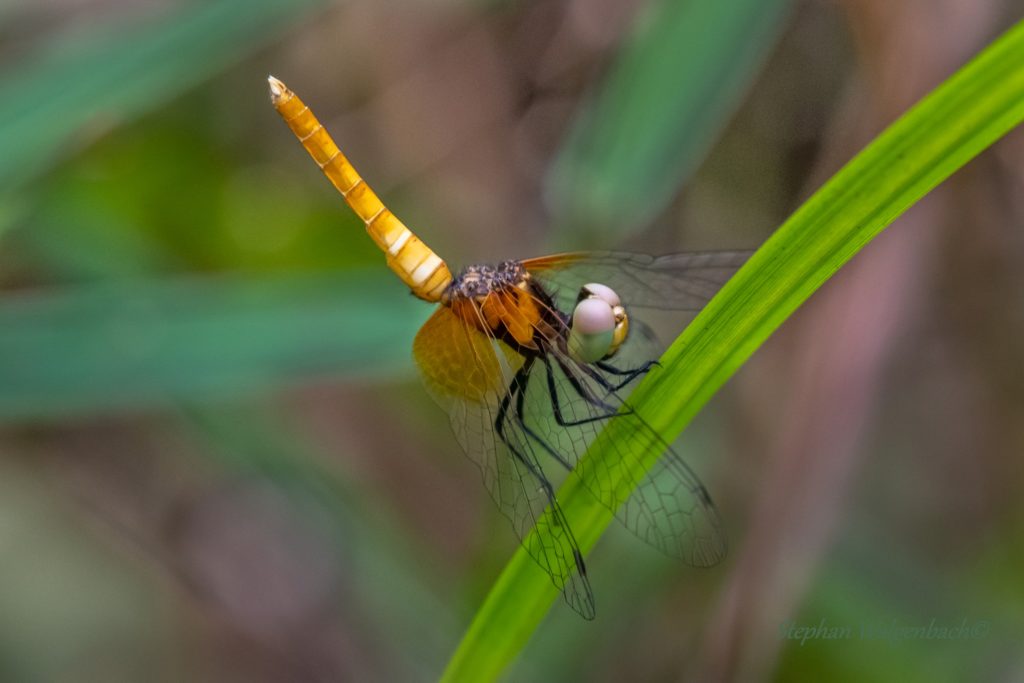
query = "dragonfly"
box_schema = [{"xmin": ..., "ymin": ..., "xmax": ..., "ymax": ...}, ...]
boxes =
[{"xmin": 268, "ymin": 75, "xmax": 747, "ymax": 619}]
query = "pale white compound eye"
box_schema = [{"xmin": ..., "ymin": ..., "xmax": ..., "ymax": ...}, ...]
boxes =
[
  {"xmin": 581, "ymin": 282, "xmax": 621, "ymax": 307},
  {"xmin": 568, "ymin": 297, "xmax": 616, "ymax": 363}
]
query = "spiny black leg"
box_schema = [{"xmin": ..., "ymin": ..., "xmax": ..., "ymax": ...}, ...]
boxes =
[
  {"xmin": 554, "ymin": 356, "xmax": 620, "ymax": 413},
  {"xmin": 492, "ymin": 358, "xmax": 559, "ymax": 491},
  {"xmin": 495, "ymin": 357, "xmax": 533, "ymax": 439},
  {"xmin": 501, "ymin": 355, "xmax": 616, "ymax": 476},
  {"xmin": 513, "ymin": 362, "xmax": 574, "ymax": 471},
  {"xmin": 542, "ymin": 355, "xmax": 619, "ymax": 428},
  {"xmin": 595, "ymin": 359, "xmax": 659, "ymax": 377},
  {"xmin": 574, "ymin": 359, "xmax": 621, "ymax": 394},
  {"xmin": 581, "ymin": 359, "xmax": 648, "ymax": 394},
  {"xmin": 594, "ymin": 359, "xmax": 658, "ymax": 391},
  {"xmin": 491, "ymin": 359, "xmax": 592, "ymax": 595},
  {"xmin": 493, "ymin": 359, "xmax": 563, "ymax": 506},
  {"xmin": 493, "ymin": 378, "xmax": 517, "ymax": 441}
]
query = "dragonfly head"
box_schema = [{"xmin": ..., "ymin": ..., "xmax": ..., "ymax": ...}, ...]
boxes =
[{"xmin": 568, "ymin": 283, "xmax": 629, "ymax": 363}]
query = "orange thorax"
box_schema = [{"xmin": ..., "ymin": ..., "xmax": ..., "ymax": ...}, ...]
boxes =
[{"xmin": 450, "ymin": 285, "xmax": 545, "ymax": 350}]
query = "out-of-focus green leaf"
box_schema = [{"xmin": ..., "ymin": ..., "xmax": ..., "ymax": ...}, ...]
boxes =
[
  {"xmin": 0, "ymin": 0, "xmax": 326, "ymax": 190},
  {"xmin": 0, "ymin": 196, "xmax": 24, "ymax": 241},
  {"xmin": 444, "ymin": 17, "xmax": 1024, "ymax": 682},
  {"xmin": 546, "ymin": 0, "xmax": 791, "ymax": 244},
  {"xmin": 0, "ymin": 271, "xmax": 428, "ymax": 421}
]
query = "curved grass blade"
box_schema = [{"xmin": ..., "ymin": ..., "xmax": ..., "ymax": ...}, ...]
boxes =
[
  {"xmin": 443, "ymin": 18, "xmax": 1024, "ymax": 682},
  {"xmin": 546, "ymin": 0, "xmax": 791, "ymax": 244}
]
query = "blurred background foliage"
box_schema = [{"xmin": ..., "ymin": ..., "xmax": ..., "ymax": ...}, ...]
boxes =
[{"xmin": 0, "ymin": 0, "xmax": 1022, "ymax": 681}]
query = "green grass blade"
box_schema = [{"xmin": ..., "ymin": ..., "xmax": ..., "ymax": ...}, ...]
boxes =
[
  {"xmin": 545, "ymin": 0, "xmax": 790, "ymax": 244},
  {"xmin": 0, "ymin": 0, "xmax": 325, "ymax": 190},
  {"xmin": 442, "ymin": 18, "xmax": 1024, "ymax": 682},
  {"xmin": 0, "ymin": 272, "xmax": 426, "ymax": 421}
]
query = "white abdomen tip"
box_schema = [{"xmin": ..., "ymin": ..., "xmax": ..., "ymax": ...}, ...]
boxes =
[{"xmin": 267, "ymin": 75, "xmax": 287, "ymax": 101}]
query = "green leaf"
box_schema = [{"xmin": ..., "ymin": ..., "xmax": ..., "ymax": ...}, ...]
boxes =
[
  {"xmin": 546, "ymin": 0, "xmax": 791, "ymax": 244},
  {"xmin": 0, "ymin": 271, "xmax": 427, "ymax": 421},
  {"xmin": 442, "ymin": 18, "xmax": 1024, "ymax": 682},
  {"xmin": 0, "ymin": 0, "xmax": 326, "ymax": 190}
]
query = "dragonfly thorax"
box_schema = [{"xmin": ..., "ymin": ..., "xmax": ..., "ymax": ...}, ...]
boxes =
[
  {"xmin": 443, "ymin": 260, "xmax": 563, "ymax": 352},
  {"xmin": 443, "ymin": 261, "xmax": 529, "ymax": 302}
]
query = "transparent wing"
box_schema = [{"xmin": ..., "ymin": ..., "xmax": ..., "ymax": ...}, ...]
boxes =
[
  {"xmin": 509, "ymin": 283, "xmax": 728, "ymax": 566},
  {"xmin": 524, "ymin": 248, "xmax": 749, "ymax": 386},
  {"xmin": 523, "ymin": 250, "xmax": 750, "ymax": 312},
  {"xmin": 515, "ymin": 329, "xmax": 727, "ymax": 567},
  {"xmin": 412, "ymin": 304, "xmax": 596, "ymax": 618}
]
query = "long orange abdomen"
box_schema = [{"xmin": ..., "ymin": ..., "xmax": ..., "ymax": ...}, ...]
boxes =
[{"xmin": 268, "ymin": 76, "xmax": 452, "ymax": 302}]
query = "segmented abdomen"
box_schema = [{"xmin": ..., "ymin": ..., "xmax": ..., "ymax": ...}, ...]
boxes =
[{"xmin": 268, "ymin": 76, "xmax": 451, "ymax": 302}]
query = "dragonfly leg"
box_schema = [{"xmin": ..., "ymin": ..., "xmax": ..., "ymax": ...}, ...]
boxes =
[
  {"xmin": 541, "ymin": 354, "xmax": 620, "ymax": 428},
  {"xmin": 494, "ymin": 359, "xmax": 531, "ymax": 449},
  {"xmin": 492, "ymin": 367, "xmax": 592, "ymax": 603},
  {"xmin": 493, "ymin": 358, "xmax": 564, "ymax": 499},
  {"xmin": 553, "ymin": 356, "xmax": 620, "ymax": 414},
  {"xmin": 595, "ymin": 359, "xmax": 659, "ymax": 390},
  {"xmin": 512, "ymin": 368, "xmax": 574, "ymax": 471}
]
